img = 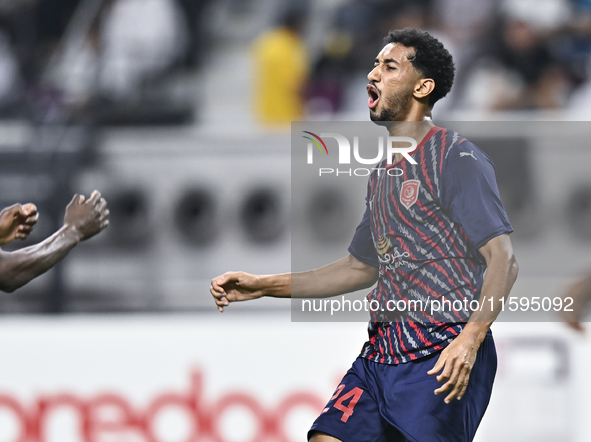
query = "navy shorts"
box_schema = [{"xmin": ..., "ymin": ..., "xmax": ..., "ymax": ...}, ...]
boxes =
[{"xmin": 308, "ymin": 332, "xmax": 497, "ymax": 442}]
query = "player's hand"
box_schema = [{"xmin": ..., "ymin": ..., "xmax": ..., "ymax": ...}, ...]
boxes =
[
  {"xmin": 0, "ymin": 203, "xmax": 39, "ymax": 245},
  {"xmin": 210, "ymin": 272, "xmax": 265, "ymax": 312},
  {"xmin": 64, "ymin": 191, "xmax": 109, "ymax": 241},
  {"xmin": 560, "ymin": 275, "xmax": 591, "ymax": 333},
  {"xmin": 427, "ymin": 332, "xmax": 481, "ymax": 404}
]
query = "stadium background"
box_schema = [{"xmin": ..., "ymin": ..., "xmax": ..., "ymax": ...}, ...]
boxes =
[{"xmin": 0, "ymin": 0, "xmax": 589, "ymax": 441}]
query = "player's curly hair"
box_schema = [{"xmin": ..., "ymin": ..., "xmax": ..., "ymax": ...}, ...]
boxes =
[{"xmin": 384, "ymin": 28, "xmax": 455, "ymax": 107}]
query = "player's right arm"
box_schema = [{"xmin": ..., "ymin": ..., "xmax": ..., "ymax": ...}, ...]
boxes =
[
  {"xmin": 210, "ymin": 254, "xmax": 378, "ymax": 312},
  {"xmin": 0, "ymin": 191, "xmax": 109, "ymax": 293}
]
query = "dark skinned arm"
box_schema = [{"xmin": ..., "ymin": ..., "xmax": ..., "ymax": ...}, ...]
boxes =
[
  {"xmin": 0, "ymin": 203, "xmax": 39, "ymax": 245},
  {"xmin": 0, "ymin": 191, "xmax": 109, "ymax": 293}
]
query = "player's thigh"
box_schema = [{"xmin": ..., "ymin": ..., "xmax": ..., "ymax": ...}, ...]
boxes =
[
  {"xmin": 309, "ymin": 431, "xmax": 343, "ymax": 442},
  {"xmin": 308, "ymin": 358, "xmax": 404, "ymax": 442},
  {"xmin": 381, "ymin": 334, "xmax": 497, "ymax": 442},
  {"xmin": 309, "ymin": 428, "xmax": 406, "ymax": 442}
]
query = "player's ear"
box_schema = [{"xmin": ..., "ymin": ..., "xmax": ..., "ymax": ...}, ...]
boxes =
[{"xmin": 414, "ymin": 78, "xmax": 435, "ymax": 101}]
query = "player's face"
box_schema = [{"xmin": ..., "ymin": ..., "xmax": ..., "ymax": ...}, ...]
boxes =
[{"xmin": 367, "ymin": 43, "xmax": 423, "ymax": 122}]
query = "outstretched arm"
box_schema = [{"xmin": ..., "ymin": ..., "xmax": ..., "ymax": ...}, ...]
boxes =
[
  {"xmin": 0, "ymin": 191, "xmax": 109, "ymax": 293},
  {"xmin": 428, "ymin": 233, "xmax": 518, "ymax": 403},
  {"xmin": 210, "ymin": 254, "xmax": 378, "ymax": 312}
]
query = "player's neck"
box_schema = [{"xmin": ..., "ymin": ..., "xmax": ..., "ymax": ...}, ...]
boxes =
[
  {"xmin": 387, "ymin": 104, "xmax": 432, "ymax": 135},
  {"xmin": 387, "ymin": 119, "xmax": 434, "ymax": 139},
  {"xmin": 388, "ymin": 117, "xmax": 434, "ymax": 164}
]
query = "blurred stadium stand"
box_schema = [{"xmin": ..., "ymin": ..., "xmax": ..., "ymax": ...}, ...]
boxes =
[{"xmin": 0, "ymin": 121, "xmax": 586, "ymax": 315}]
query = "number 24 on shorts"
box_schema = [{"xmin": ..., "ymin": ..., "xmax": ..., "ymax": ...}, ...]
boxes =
[{"xmin": 322, "ymin": 384, "xmax": 364, "ymax": 423}]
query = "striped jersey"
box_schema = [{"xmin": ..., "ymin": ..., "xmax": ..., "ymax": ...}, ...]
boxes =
[{"xmin": 348, "ymin": 126, "xmax": 513, "ymax": 364}]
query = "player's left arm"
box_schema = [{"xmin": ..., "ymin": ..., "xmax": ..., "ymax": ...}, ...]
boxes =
[{"xmin": 427, "ymin": 233, "xmax": 518, "ymax": 403}]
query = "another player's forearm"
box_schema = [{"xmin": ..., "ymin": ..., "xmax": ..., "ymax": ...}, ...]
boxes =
[
  {"xmin": 567, "ymin": 274, "xmax": 591, "ymax": 304},
  {"xmin": 0, "ymin": 225, "xmax": 81, "ymax": 293}
]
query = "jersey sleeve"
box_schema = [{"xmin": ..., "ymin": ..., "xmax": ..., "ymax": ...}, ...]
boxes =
[
  {"xmin": 348, "ymin": 202, "xmax": 379, "ymax": 268},
  {"xmin": 441, "ymin": 139, "xmax": 514, "ymax": 250}
]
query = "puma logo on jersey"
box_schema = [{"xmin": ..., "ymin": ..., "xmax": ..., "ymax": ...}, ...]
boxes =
[{"xmin": 460, "ymin": 150, "xmax": 477, "ymax": 160}]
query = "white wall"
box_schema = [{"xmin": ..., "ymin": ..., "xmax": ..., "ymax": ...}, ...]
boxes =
[{"xmin": 0, "ymin": 315, "xmax": 586, "ymax": 442}]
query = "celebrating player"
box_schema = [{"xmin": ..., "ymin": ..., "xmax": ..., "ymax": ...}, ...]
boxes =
[
  {"xmin": 211, "ymin": 28, "xmax": 518, "ymax": 442},
  {"xmin": 0, "ymin": 191, "xmax": 109, "ymax": 293}
]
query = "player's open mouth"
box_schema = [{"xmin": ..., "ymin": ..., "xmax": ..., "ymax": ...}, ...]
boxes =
[{"xmin": 367, "ymin": 84, "xmax": 380, "ymax": 109}]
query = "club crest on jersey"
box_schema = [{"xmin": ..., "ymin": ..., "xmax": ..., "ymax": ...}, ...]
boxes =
[{"xmin": 400, "ymin": 180, "xmax": 420, "ymax": 209}]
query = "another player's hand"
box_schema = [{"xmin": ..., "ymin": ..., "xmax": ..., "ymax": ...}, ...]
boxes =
[
  {"xmin": 210, "ymin": 272, "xmax": 265, "ymax": 312},
  {"xmin": 560, "ymin": 275, "xmax": 591, "ymax": 332},
  {"xmin": 427, "ymin": 332, "xmax": 481, "ymax": 404},
  {"xmin": 0, "ymin": 203, "xmax": 39, "ymax": 245},
  {"xmin": 64, "ymin": 191, "xmax": 109, "ymax": 241}
]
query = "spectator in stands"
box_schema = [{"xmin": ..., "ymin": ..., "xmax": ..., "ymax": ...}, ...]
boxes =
[
  {"xmin": 252, "ymin": 10, "xmax": 309, "ymax": 125},
  {"xmin": 0, "ymin": 28, "xmax": 22, "ymax": 115},
  {"xmin": 305, "ymin": 0, "xmax": 388, "ymax": 115},
  {"xmin": 176, "ymin": 0, "xmax": 212, "ymax": 69},
  {"xmin": 489, "ymin": 17, "xmax": 569, "ymax": 110},
  {"xmin": 99, "ymin": 0, "xmax": 188, "ymax": 100}
]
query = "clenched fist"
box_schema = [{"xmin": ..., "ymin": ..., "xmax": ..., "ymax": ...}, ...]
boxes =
[
  {"xmin": 64, "ymin": 190, "xmax": 110, "ymax": 241},
  {"xmin": 0, "ymin": 203, "xmax": 39, "ymax": 245}
]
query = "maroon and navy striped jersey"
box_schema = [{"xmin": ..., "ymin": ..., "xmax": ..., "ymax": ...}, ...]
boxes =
[{"xmin": 348, "ymin": 126, "xmax": 513, "ymax": 364}]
